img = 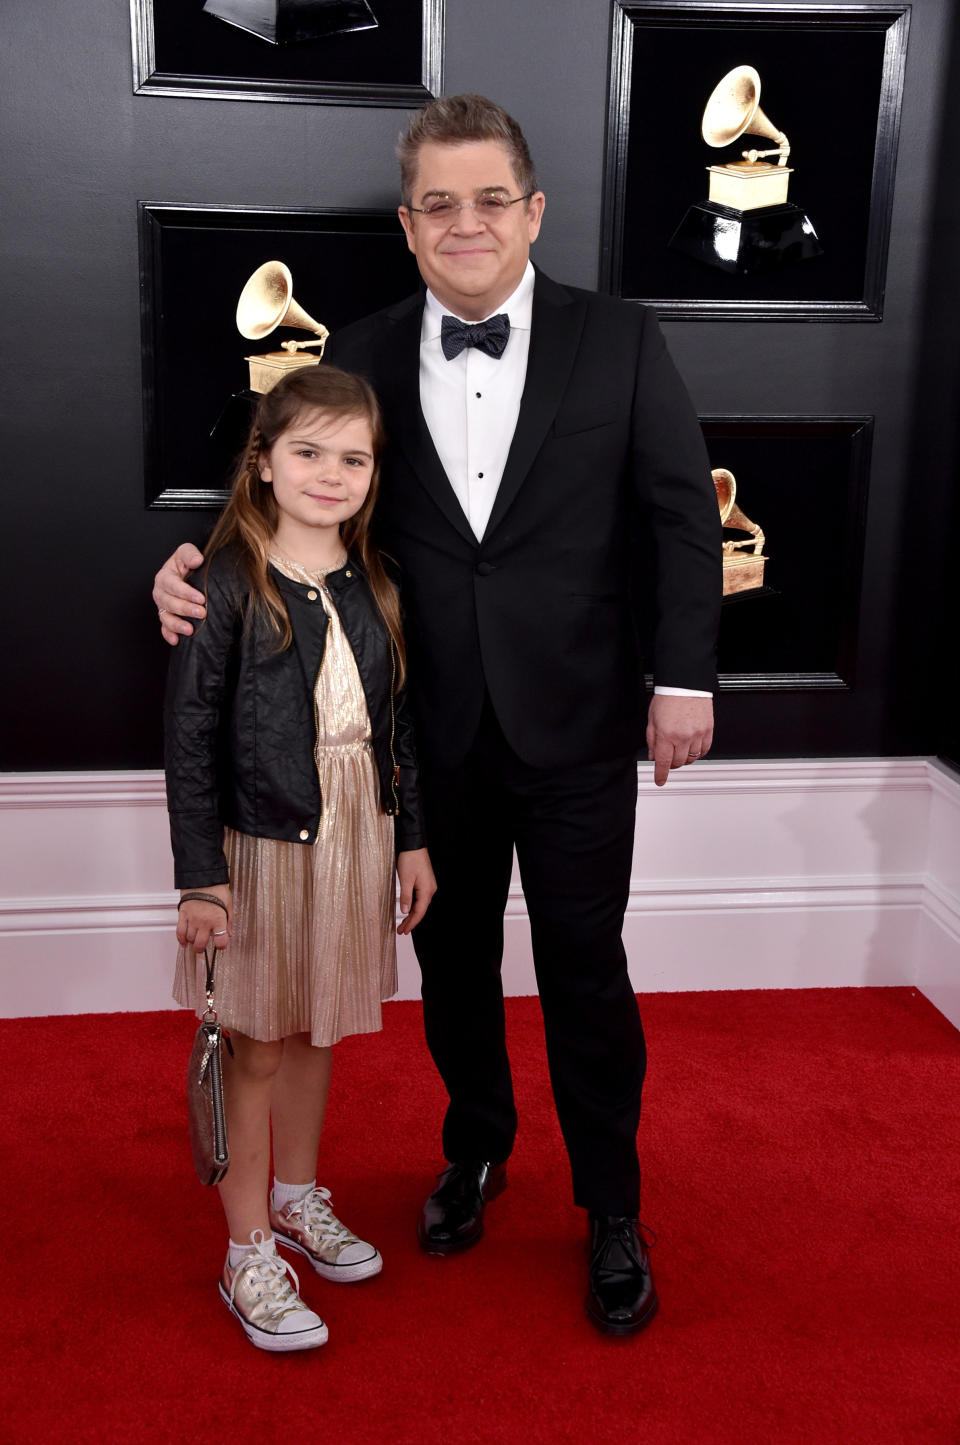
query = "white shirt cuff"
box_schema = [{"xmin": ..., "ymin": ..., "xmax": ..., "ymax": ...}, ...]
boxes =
[{"xmin": 653, "ymin": 686, "xmax": 713, "ymax": 698}]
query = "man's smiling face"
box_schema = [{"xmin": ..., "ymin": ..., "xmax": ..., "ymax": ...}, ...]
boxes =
[{"xmin": 398, "ymin": 139, "xmax": 545, "ymax": 321}]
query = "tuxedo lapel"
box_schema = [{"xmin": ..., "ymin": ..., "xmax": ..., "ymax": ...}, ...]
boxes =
[
  {"xmin": 377, "ymin": 292, "xmax": 478, "ymax": 549},
  {"xmin": 482, "ymin": 271, "xmax": 585, "ymax": 542}
]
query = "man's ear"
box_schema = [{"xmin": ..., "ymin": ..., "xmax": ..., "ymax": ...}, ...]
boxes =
[
  {"xmin": 398, "ymin": 206, "xmax": 417, "ymax": 255},
  {"xmin": 526, "ymin": 191, "xmax": 546, "ymax": 243}
]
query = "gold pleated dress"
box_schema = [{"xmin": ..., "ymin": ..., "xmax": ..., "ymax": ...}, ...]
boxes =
[{"xmin": 173, "ymin": 556, "xmax": 398, "ymax": 1046}]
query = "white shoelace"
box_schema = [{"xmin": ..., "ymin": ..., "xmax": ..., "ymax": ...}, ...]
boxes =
[
  {"xmin": 299, "ymin": 1187, "xmax": 358, "ymax": 1246},
  {"xmin": 229, "ymin": 1230, "xmax": 303, "ymax": 1309}
]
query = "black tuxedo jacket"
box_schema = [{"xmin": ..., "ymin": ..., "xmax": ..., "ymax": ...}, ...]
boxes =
[{"xmin": 329, "ymin": 269, "xmax": 721, "ymax": 771}]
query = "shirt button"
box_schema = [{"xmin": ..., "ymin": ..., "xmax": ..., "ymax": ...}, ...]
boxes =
[
  {"xmin": 306, "ymin": 589, "xmax": 318, "ymax": 601},
  {"xmin": 299, "ymin": 828, "xmax": 310, "ymax": 840},
  {"xmin": 477, "ymin": 472, "xmax": 484, "ymax": 479}
]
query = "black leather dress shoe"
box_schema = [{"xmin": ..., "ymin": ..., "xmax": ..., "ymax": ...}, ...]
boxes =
[
  {"xmin": 417, "ymin": 1161, "xmax": 507, "ymax": 1254},
  {"xmin": 585, "ymin": 1215, "xmax": 658, "ymax": 1335}
]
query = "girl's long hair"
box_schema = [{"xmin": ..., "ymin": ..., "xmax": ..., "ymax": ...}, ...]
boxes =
[{"xmin": 204, "ymin": 365, "xmax": 405, "ymax": 685}]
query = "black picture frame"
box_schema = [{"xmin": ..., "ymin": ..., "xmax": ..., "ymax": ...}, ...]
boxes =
[
  {"xmin": 601, "ymin": 3, "xmax": 910, "ymax": 320},
  {"xmin": 693, "ymin": 415, "xmax": 874, "ymax": 690},
  {"xmin": 131, "ymin": 0, "xmax": 443, "ymax": 106},
  {"xmin": 138, "ymin": 202, "xmax": 421, "ymax": 508}
]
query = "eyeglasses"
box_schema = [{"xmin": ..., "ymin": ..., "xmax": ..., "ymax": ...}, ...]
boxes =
[{"xmin": 406, "ymin": 192, "xmax": 534, "ymax": 221}]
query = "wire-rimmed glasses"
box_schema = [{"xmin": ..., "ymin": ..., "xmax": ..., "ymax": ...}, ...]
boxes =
[{"xmin": 406, "ymin": 192, "xmax": 535, "ymax": 221}]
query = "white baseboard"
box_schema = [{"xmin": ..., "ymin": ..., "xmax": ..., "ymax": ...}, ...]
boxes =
[
  {"xmin": 916, "ymin": 871, "xmax": 960, "ymax": 1028},
  {"xmin": 1, "ymin": 759, "xmax": 958, "ymax": 1026}
]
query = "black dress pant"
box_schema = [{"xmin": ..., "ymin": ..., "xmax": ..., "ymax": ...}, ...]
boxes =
[{"xmin": 411, "ymin": 702, "xmax": 646, "ymax": 1216}]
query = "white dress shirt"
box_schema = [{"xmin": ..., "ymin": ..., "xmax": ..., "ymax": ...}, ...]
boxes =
[
  {"xmin": 417, "ymin": 262, "xmax": 710, "ymax": 700},
  {"xmin": 420, "ymin": 261, "xmax": 534, "ymax": 541}
]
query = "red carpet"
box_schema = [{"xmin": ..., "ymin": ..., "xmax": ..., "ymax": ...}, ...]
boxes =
[{"xmin": 4, "ymin": 987, "xmax": 960, "ymax": 1443}]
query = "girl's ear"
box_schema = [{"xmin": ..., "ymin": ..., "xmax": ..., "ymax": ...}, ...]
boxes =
[{"xmin": 259, "ymin": 458, "xmax": 272, "ymax": 483}]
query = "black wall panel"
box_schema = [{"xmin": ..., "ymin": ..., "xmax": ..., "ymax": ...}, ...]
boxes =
[{"xmin": 0, "ymin": 0, "xmax": 956, "ymax": 768}]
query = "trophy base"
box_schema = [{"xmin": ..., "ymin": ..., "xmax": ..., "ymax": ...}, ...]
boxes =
[
  {"xmin": 669, "ymin": 201, "xmax": 823, "ymax": 276},
  {"xmin": 203, "ymin": 0, "xmax": 378, "ymax": 45},
  {"xmin": 246, "ymin": 350, "xmax": 321, "ymax": 394},
  {"xmin": 723, "ymin": 552, "xmax": 767, "ymax": 596},
  {"xmin": 706, "ymin": 161, "xmax": 792, "ymax": 211}
]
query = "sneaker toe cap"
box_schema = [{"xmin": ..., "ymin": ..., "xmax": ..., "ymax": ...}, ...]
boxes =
[
  {"xmin": 278, "ymin": 1306, "xmax": 325, "ymax": 1335},
  {"xmin": 337, "ymin": 1240, "xmax": 379, "ymax": 1266}
]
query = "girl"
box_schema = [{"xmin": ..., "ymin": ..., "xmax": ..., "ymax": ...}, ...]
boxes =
[{"xmin": 165, "ymin": 365, "xmax": 435, "ymax": 1353}]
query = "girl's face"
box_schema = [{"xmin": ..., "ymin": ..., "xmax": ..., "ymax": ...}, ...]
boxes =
[{"xmin": 259, "ymin": 408, "xmax": 375, "ymax": 548}]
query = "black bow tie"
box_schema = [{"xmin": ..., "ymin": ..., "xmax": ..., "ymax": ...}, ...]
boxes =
[{"xmin": 440, "ymin": 312, "xmax": 511, "ymax": 361}]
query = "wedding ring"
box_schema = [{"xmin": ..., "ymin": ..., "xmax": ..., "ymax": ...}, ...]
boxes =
[
  {"xmin": 158, "ymin": 607, "xmax": 168, "ymax": 618},
  {"xmin": 213, "ymin": 929, "xmax": 228, "ymax": 935}
]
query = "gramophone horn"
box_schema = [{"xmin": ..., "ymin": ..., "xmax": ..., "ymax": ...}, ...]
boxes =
[
  {"xmin": 712, "ymin": 467, "xmax": 737, "ymax": 523},
  {"xmin": 713, "ymin": 467, "xmax": 764, "ymax": 544},
  {"xmin": 236, "ymin": 260, "xmax": 327, "ymax": 341},
  {"xmin": 701, "ymin": 65, "xmax": 787, "ymax": 153},
  {"xmin": 725, "ymin": 502, "xmax": 763, "ymax": 538}
]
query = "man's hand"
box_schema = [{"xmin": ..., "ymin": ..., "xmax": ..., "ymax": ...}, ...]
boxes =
[
  {"xmin": 645, "ymin": 694, "xmax": 714, "ymax": 787},
  {"xmin": 153, "ymin": 543, "xmax": 207, "ymax": 645},
  {"xmin": 177, "ymin": 883, "xmax": 232, "ymax": 953},
  {"xmin": 396, "ymin": 848, "xmax": 437, "ymax": 934}
]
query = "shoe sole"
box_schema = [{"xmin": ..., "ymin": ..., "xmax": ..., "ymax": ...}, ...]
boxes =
[
  {"xmin": 274, "ymin": 1232, "xmax": 383, "ymax": 1282},
  {"xmin": 584, "ymin": 1289, "xmax": 659, "ymax": 1337},
  {"xmin": 417, "ymin": 1170, "xmax": 507, "ymax": 1255},
  {"xmin": 218, "ymin": 1282, "xmax": 329, "ymax": 1351}
]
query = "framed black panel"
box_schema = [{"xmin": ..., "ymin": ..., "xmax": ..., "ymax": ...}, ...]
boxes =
[
  {"xmin": 138, "ymin": 202, "xmax": 421, "ymax": 508},
  {"xmin": 700, "ymin": 416, "xmax": 873, "ymax": 689},
  {"xmin": 601, "ymin": 3, "xmax": 909, "ymax": 319},
  {"xmin": 131, "ymin": 0, "xmax": 443, "ymax": 105}
]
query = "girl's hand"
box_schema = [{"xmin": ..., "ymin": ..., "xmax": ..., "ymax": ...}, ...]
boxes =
[
  {"xmin": 396, "ymin": 849, "xmax": 436, "ymax": 934},
  {"xmin": 177, "ymin": 884, "xmax": 232, "ymax": 953}
]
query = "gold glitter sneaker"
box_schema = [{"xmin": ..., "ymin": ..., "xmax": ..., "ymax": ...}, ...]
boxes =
[
  {"xmin": 218, "ymin": 1230, "xmax": 328, "ymax": 1352},
  {"xmin": 270, "ymin": 1186, "xmax": 383, "ymax": 1282}
]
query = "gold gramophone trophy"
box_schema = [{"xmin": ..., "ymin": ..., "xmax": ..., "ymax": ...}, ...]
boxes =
[
  {"xmin": 208, "ymin": 260, "xmax": 332, "ymax": 474},
  {"xmin": 712, "ymin": 468, "xmax": 768, "ymax": 596},
  {"xmin": 670, "ymin": 65, "xmax": 822, "ymax": 275},
  {"xmin": 237, "ymin": 260, "xmax": 329, "ymax": 394}
]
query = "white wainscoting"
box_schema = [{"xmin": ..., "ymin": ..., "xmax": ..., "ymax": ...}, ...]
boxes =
[{"xmin": 1, "ymin": 759, "xmax": 958, "ymax": 1026}]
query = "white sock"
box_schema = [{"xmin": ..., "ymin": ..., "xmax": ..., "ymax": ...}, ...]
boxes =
[
  {"xmin": 228, "ymin": 1232, "xmax": 277, "ymax": 1268},
  {"xmin": 272, "ymin": 1178, "xmax": 317, "ymax": 1211}
]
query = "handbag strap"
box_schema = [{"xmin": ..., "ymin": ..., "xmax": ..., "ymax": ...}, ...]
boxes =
[
  {"xmin": 203, "ymin": 939, "xmax": 218, "ymax": 998},
  {"xmin": 199, "ymin": 941, "xmax": 233, "ymax": 1055}
]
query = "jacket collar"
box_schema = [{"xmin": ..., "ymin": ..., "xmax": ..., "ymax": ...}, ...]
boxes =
[
  {"xmin": 269, "ymin": 558, "xmax": 358, "ymax": 598},
  {"xmin": 375, "ymin": 291, "xmax": 479, "ymax": 547},
  {"xmin": 483, "ymin": 268, "xmax": 584, "ymax": 541}
]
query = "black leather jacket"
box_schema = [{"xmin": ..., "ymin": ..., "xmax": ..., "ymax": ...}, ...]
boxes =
[{"xmin": 164, "ymin": 544, "xmax": 425, "ymax": 889}]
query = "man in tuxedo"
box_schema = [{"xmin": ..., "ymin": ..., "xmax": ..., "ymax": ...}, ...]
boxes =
[{"xmin": 154, "ymin": 94, "xmax": 721, "ymax": 1335}]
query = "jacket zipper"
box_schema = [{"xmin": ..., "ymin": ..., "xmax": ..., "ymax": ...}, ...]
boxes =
[
  {"xmin": 312, "ymin": 684, "xmax": 325, "ymax": 843},
  {"xmin": 311, "ymin": 591, "xmax": 328, "ymax": 843},
  {"xmin": 389, "ymin": 646, "xmax": 399, "ymax": 816}
]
